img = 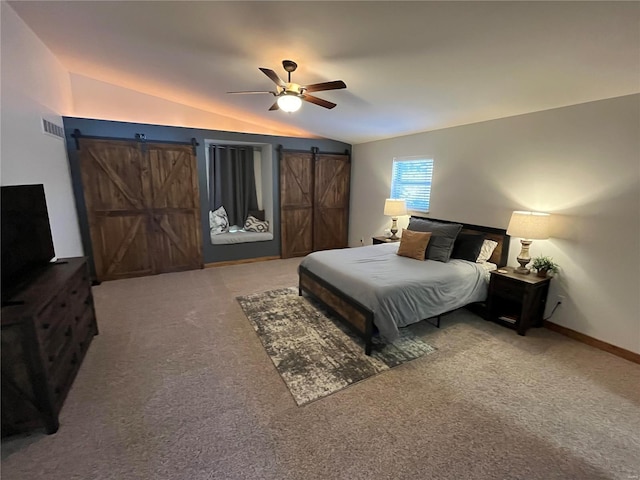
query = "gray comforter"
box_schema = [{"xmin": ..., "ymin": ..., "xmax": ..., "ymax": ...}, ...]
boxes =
[{"xmin": 299, "ymin": 243, "xmax": 492, "ymax": 342}]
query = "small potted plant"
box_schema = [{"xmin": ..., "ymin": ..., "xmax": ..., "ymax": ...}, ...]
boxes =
[{"xmin": 531, "ymin": 255, "xmax": 559, "ymax": 278}]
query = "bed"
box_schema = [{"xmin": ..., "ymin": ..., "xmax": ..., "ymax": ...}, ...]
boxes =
[{"xmin": 298, "ymin": 218, "xmax": 510, "ymax": 355}]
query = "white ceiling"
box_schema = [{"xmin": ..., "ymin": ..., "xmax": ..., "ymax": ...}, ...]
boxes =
[{"xmin": 10, "ymin": 1, "xmax": 640, "ymax": 145}]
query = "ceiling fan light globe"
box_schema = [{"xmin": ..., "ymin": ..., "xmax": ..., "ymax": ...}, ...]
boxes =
[{"xmin": 277, "ymin": 93, "xmax": 302, "ymax": 113}]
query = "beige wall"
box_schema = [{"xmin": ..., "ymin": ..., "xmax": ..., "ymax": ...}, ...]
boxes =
[
  {"xmin": 351, "ymin": 95, "xmax": 640, "ymax": 354},
  {"xmin": 1, "ymin": 3, "xmax": 83, "ymax": 258},
  {"xmin": 69, "ymin": 73, "xmax": 313, "ymax": 138}
]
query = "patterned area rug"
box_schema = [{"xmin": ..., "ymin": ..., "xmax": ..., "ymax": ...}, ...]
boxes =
[{"xmin": 237, "ymin": 287, "xmax": 436, "ymax": 406}]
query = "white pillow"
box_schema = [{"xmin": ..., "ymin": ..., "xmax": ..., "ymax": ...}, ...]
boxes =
[
  {"xmin": 476, "ymin": 239, "xmax": 498, "ymax": 263},
  {"xmin": 209, "ymin": 206, "xmax": 229, "ymax": 235}
]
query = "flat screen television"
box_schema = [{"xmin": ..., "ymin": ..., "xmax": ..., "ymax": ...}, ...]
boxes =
[{"xmin": 1, "ymin": 184, "xmax": 56, "ymax": 303}]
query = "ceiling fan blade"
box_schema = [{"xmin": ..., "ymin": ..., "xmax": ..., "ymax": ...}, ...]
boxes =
[
  {"xmin": 259, "ymin": 68, "xmax": 287, "ymax": 88},
  {"xmin": 303, "ymin": 80, "xmax": 347, "ymax": 93},
  {"xmin": 302, "ymin": 94, "xmax": 337, "ymax": 109},
  {"xmin": 227, "ymin": 90, "xmax": 276, "ymax": 95},
  {"xmin": 268, "ymin": 100, "xmax": 280, "ymax": 111}
]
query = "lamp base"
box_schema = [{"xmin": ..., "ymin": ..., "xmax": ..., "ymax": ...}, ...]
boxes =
[
  {"xmin": 389, "ymin": 217, "xmax": 399, "ymax": 240},
  {"xmin": 514, "ymin": 239, "xmax": 533, "ymax": 274}
]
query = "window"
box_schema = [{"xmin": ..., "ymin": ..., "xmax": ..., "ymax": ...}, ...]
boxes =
[{"xmin": 390, "ymin": 156, "xmax": 433, "ymax": 213}]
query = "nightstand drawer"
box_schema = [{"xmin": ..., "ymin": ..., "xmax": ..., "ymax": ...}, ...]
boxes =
[{"xmin": 491, "ymin": 275, "xmax": 525, "ymax": 301}]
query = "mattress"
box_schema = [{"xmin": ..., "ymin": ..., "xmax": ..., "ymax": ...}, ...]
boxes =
[{"xmin": 299, "ymin": 243, "xmax": 495, "ymax": 342}]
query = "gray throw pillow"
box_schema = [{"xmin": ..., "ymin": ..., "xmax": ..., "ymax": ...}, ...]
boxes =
[{"xmin": 407, "ymin": 218, "xmax": 463, "ymax": 262}]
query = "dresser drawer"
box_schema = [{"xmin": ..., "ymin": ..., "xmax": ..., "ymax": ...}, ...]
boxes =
[
  {"xmin": 491, "ymin": 275, "xmax": 525, "ymax": 301},
  {"xmin": 68, "ymin": 269, "xmax": 91, "ymax": 310},
  {"xmin": 35, "ymin": 292, "xmax": 70, "ymax": 339},
  {"xmin": 42, "ymin": 321, "xmax": 75, "ymax": 372},
  {"xmin": 75, "ymin": 306, "xmax": 96, "ymax": 350},
  {"xmin": 51, "ymin": 345, "xmax": 80, "ymax": 408}
]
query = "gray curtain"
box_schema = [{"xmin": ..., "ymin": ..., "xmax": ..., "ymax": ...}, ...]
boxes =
[{"xmin": 209, "ymin": 145, "xmax": 258, "ymax": 226}]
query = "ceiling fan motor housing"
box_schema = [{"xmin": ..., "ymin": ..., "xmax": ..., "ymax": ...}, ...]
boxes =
[{"xmin": 282, "ymin": 60, "xmax": 298, "ymax": 73}]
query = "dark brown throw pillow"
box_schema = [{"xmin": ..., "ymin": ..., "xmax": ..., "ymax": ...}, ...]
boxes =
[
  {"xmin": 396, "ymin": 230, "xmax": 432, "ymax": 260},
  {"xmin": 248, "ymin": 209, "xmax": 266, "ymax": 221}
]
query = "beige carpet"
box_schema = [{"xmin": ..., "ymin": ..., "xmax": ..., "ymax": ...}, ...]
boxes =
[{"xmin": 2, "ymin": 258, "xmax": 639, "ymax": 480}]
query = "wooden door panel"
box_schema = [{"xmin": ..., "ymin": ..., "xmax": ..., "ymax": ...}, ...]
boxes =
[
  {"xmin": 151, "ymin": 212, "xmax": 202, "ymax": 272},
  {"xmin": 315, "ymin": 157, "xmax": 349, "ymax": 209},
  {"xmin": 89, "ymin": 215, "xmax": 153, "ymax": 280},
  {"xmin": 280, "ymin": 152, "xmax": 314, "ymax": 258},
  {"xmin": 314, "ymin": 154, "xmax": 350, "ymax": 251},
  {"xmin": 314, "ymin": 209, "xmax": 349, "ymax": 251},
  {"xmin": 147, "ymin": 144, "xmax": 199, "ymax": 209},
  {"xmin": 79, "ymin": 139, "xmax": 149, "ymax": 212},
  {"xmin": 147, "ymin": 143, "xmax": 202, "ymax": 272},
  {"xmin": 281, "ymin": 208, "xmax": 313, "ymax": 258}
]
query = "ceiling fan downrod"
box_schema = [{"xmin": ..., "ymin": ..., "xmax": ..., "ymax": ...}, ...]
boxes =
[{"xmin": 282, "ymin": 60, "xmax": 297, "ymax": 83}]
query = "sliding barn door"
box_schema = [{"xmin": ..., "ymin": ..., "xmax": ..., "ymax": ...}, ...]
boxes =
[
  {"xmin": 280, "ymin": 152, "xmax": 313, "ymax": 258},
  {"xmin": 147, "ymin": 143, "xmax": 203, "ymax": 273},
  {"xmin": 78, "ymin": 139, "xmax": 154, "ymax": 280},
  {"xmin": 78, "ymin": 138, "xmax": 202, "ymax": 281},
  {"xmin": 314, "ymin": 153, "xmax": 350, "ymax": 251},
  {"xmin": 280, "ymin": 150, "xmax": 350, "ymax": 258}
]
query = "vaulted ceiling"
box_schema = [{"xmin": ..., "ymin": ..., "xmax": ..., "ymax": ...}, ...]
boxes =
[{"xmin": 10, "ymin": 1, "xmax": 640, "ymax": 144}]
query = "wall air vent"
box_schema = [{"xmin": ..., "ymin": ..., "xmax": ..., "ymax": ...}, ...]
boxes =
[{"xmin": 42, "ymin": 118, "xmax": 65, "ymax": 140}]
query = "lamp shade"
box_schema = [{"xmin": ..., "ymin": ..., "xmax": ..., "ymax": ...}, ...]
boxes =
[
  {"xmin": 384, "ymin": 199, "xmax": 407, "ymax": 217},
  {"xmin": 277, "ymin": 93, "xmax": 302, "ymax": 113},
  {"xmin": 507, "ymin": 211, "xmax": 550, "ymax": 239}
]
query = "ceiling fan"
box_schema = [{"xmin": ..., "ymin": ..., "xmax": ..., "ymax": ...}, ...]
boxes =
[{"xmin": 227, "ymin": 60, "xmax": 347, "ymax": 112}]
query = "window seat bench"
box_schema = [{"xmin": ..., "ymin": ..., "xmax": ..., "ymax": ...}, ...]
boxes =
[{"xmin": 210, "ymin": 230, "xmax": 274, "ymax": 245}]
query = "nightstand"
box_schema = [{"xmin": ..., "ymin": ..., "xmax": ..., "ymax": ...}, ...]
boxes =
[
  {"xmin": 487, "ymin": 267, "xmax": 551, "ymax": 335},
  {"xmin": 372, "ymin": 236, "xmax": 400, "ymax": 245}
]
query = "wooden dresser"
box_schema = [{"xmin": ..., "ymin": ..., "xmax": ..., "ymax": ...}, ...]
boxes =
[{"xmin": 1, "ymin": 257, "xmax": 98, "ymax": 436}]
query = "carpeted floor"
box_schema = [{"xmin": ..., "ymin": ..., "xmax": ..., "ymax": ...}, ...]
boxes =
[
  {"xmin": 1, "ymin": 257, "xmax": 639, "ymax": 480},
  {"xmin": 237, "ymin": 287, "xmax": 435, "ymax": 405}
]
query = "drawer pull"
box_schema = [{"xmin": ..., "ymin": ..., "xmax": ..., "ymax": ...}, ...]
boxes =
[
  {"xmin": 60, "ymin": 302, "xmax": 67, "ymax": 308},
  {"xmin": 42, "ymin": 323, "xmax": 50, "ymax": 330},
  {"xmin": 48, "ymin": 355, "xmax": 55, "ymax": 362},
  {"xmin": 75, "ymin": 316, "xmax": 81, "ymax": 323},
  {"xmin": 71, "ymin": 290, "xmax": 78, "ymax": 295}
]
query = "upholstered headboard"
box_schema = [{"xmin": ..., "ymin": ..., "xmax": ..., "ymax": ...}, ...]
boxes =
[{"xmin": 410, "ymin": 216, "xmax": 510, "ymax": 266}]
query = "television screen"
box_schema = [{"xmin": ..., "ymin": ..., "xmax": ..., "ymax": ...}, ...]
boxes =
[{"xmin": 1, "ymin": 184, "xmax": 56, "ymax": 301}]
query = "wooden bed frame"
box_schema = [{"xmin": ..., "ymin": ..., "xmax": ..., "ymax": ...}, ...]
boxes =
[{"xmin": 298, "ymin": 218, "xmax": 510, "ymax": 355}]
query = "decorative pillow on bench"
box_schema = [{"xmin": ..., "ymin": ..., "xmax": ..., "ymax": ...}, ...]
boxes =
[
  {"xmin": 245, "ymin": 215, "xmax": 269, "ymax": 233},
  {"xmin": 210, "ymin": 206, "xmax": 229, "ymax": 235}
]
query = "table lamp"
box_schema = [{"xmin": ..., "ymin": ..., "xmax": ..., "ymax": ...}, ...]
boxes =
[
  {"xmin": 506, "ymin": 211, "xmax": 550, "ymax": 274},
  {"xmin": 384, "ymin": 199, "xmax": 407, "ymax": 240}
]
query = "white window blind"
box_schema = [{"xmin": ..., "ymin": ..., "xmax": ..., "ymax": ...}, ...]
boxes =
[{"xmin": 390, "ymin": 157, "xmax": 433, "ymax": 213}]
